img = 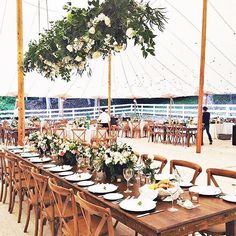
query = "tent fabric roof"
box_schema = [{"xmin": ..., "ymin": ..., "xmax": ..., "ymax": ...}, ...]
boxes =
[{"xmin": 0, "ymin": 0, "xmax": 236, "ymax": 98}]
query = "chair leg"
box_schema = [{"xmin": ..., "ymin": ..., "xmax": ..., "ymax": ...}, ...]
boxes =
[
  {"xmin": 9, "ymin": 188, "xmax": 15, "ymax": 213},
  {"xmin": 39, "ymin": 214, "xmax": 45, "ymax": 236},
  {"xmin": 24, "ymin": 203, "xmax": 32, "ymax": 232},
  {"xmin": 135, "ymin": 232, "xmax": 138, "ymax": 236},
  {"xmin": 17, "ymin": 192, "xmax": 23, "ymax": 223},
  {"xmin": 0, "ymin": 179, "xmax": 4, "ymax": 202},
  {"xmin": 3, "ymin": 182, "xmax": 8, "ymax": 203},
  {"xmin": 113, "ymin": 220, "xmax": 119, "ymax": 228},
  {"xmin": 49, "ymin": 220, "xmax": 55, "ymax": 236},
  {"xmin": 34, "ymin": 206, "xmax": 39, "ymax": 236}
]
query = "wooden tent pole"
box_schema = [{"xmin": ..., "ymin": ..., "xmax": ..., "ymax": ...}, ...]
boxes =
[
  {"xmin": 98, "ymin": 98, "xmax": 101, "ymax": 115},
  {"xmin": 17, "ymin": 0, "xmax": 25, "ymax": 145},
  {"xmin": 196, "ymin": 0, "xmax": 208, "ymax": 153},
  {"xmin": 108, "ymin": 52, "xmax": 111, "ymax": 116}
]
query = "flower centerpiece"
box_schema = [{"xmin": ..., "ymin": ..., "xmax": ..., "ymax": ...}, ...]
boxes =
[
  {"xmin": 93, "ymin": 143, "xmax": 138, "ymax": 181},
  {"xmin": 29, "ymin": 116, "xmax": 41, "ymax": 127},
  {"xmin": 72, "ymin": 117, "xmax": 90, "ymax": 128},
  {"xmin": 24, "ymin": 0, "xmax": 167, "ymax": 81},
  {"xmin": 142, "ymin": 155, "xmax": 160, "ymax": 182},
  {"xmin": 58, "ymin": 141, "xmax": 81, "ymax": 166},
  {"xmin": 28, "ymin": 132, "xmax": 62, "ymax": 155}
]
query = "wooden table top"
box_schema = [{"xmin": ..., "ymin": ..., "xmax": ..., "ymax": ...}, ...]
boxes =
[{"xmin": 7, "ymin": 149, "xmax": 236, "ymax": 236}]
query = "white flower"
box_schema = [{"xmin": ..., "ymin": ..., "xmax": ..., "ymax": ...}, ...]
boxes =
[
  {"xmin": 66, "ymin": 45, "xmax": 73, "ymax": 52},
  {"xmin": 105, "ymin": 157, "xmax": 112, "ymax": 165},
  {"xmin": 88, "ymin": 27, "xmax": 96, "ymax": 34},
  {"xmin": 92, "ymin": 51, "xmax": 101, "ymax": 59},
  {"xmin": 98, "ymin": 13, "xmax": 105, "ymax": 21},
  {"xmin": 126, "ymin": 28, "xmax": 135, "ymax": 38},
  {"xmin": 150, "ymin": 161, "xmax": 160, "ymax": 170},
  {"xmin": 75, "ymin": 56, "xmax": 82, "ymax": 62},
  {"xmin": 104, "ymin": 16, "xmax": 111, "ymax": 27},
  {"xmin": 79, "ymin": 61, "xmax": 85, "ymax": 70}
]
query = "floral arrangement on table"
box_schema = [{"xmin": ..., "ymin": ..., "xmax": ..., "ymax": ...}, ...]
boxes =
[
  {"xmin": 142, "ymin": 155, "xmax": 160, "ymax": 182},
  {"xmin": 93, "ymin": 143, "xmax": 138, "ymax": 181},
  {"xmin": 72, "ymin": 117, "xmax": 90, "ymax": 128},
  {"xmin": 28, "ymin": 132, "xmax": 62, "ymax": 155},
  {"xmin": 24, "ymin": 0, "xmax": 167, "ymax": 81},
  {"xmin": 58, "ymin": 141, "xmax": 81, "ymax": 166}
]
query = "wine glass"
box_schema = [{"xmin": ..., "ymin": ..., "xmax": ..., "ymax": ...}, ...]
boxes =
[
  {"xmin": 76, "ymin": 155, "xmax": 83, "ymax": 173},
  {"xmin": 123, "ymin": 168, "xmax": 134, "ymax": 193},
  {"xmin": 23, "ymin": 136, "xmax": 28, "ymax": 152},
  {"xmin": 41, "ymin": 144, "xmax": 47, "ymax": 158},
  {"xmin": 167, "ymin": 189, "xmax": 178, "ymax": 212}
]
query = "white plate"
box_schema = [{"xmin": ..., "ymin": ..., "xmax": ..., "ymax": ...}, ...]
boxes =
[
  {"xmin": 103, "ymin": 193, "xmax": 124, "ymax": 201},
  {"xmin": 155, "ymin": 174, "xmax": 175, "ymax": 181},
  {"xmin": 189, "ymin": 186, "xmax": 221, "ymax": 196},
  {"xmin": 20, "ymin": 152, "xmax": 40, "ymax": 158},
  {"xmin": 8, "ymin": 146, "xmax": 23, "ymax": 150},
  {"xmin": 77, "ymin": 181, "xmax": 95, "ymax": 187},
  {"xmin": 119, "ymin": 198, "xmax": 156, "ymax": 212},
  {"xmin": 28, "ymin": 157, "xmax": 51, "ymax": 163},
  {"xmin": 47, "ymin": 165, "xmax": 72, "ymax": 172},
  {"xmin": 222, "ymin": 195, "xmax": 236, "ymax": 203},
  {"xmin": 179, "ymin": 182, "xmax": 193, "ymax": 188},
  {"xmin": 87, "ymin": 184, "xmax": 118, "ymax": 194},
  {"xmin": 43, "ymin": 164, "xmax": 56, "ymax": 168},
  {"xmin": 58, "ymin": 171, "xmax": 74, "ymax": 177},
  {"xmin": 13, "ymin": 149, "xmax": 24, "ymax": 153},
  {"xmin": 65, "ymin": 173, "xmax": 92, "ymax": 182}
]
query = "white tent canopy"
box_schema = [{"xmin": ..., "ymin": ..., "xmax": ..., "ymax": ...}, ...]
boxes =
[{"xmin": 0, "ymin": 0, "xmax": 236, "ymax": 98}]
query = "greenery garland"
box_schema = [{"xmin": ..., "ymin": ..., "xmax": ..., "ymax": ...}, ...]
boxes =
[{"xmin": 24, "ymin": 0, "xmax": 167, "ymax": 81}]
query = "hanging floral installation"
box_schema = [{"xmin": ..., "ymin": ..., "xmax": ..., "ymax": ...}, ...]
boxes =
[{"xmin": 24, "ymin": 0, "xmax": 167, "ymax": 81}]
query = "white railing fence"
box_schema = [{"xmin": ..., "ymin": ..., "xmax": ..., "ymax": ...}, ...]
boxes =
[{"xmin": 0, "ymin": 104, "xmax": 236, "ymax": 120}]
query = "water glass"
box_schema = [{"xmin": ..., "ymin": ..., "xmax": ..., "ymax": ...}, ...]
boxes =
[{"xmin": 123, "ymin": 168, "xmax": 134, "ymax": 193}]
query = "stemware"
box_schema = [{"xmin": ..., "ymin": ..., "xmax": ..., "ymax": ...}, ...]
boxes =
[
  {"xmin": 167, "ymin": 190, "xmax": 178, "ymax": 212},
  {"xmin": 123, "ymin": 168, "xmax": 134, "ymax": 193},
  {"xmin": 76, "ymin": 155, "xmax": 83, "ymax": 173},
  {"xmin": 23, "ymin": 136, "xmax": 29, "ymax": 152},
  {"xmin": 41, "ymin": 144, "xmax": 47, "ymax": 158}
]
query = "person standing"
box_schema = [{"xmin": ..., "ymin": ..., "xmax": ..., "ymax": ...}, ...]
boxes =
[
  {"xmin": 98, "ymin": 108, "xmax": 110, "ymax": 128},
  {"xmin": 202, "ymin": 106, "xmax": 213, "ymax": 145}
]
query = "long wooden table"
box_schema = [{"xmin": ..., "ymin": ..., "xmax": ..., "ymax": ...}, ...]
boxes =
[{"xmin": 7, "ymin": 150, "xmax": 236, "ymax": 236}]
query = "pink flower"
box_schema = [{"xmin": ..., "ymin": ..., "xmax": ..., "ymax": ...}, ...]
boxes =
[
  {"xmin": 71, "ymin": 150, "xmax": 77, "ymax": 155},
  {"xmin": 59, "ymin": 151, "xmax": 65, "ymax": 156}
]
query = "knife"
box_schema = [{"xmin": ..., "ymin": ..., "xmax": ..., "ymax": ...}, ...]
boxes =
[{"xmin": 137, "ymin": 209, "xmax": 164, "ymax": 218}]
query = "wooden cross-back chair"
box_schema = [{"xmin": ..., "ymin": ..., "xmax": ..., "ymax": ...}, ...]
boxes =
[
  {"xmin": 18, "ymin": 162, "xmax": 39, "ymax": 235},
  {"xmin": 173, "ymin": 125, "xmax": 186, "ymax": 146},
  {"xmin": 31, "ymin": 168, "xmax": 59, "ymax": 236},
  {"xmin": 121, "ymin": 121, "xmax": 131, "ymax": 138},
  {"xmin": 48, "ymin": 178, "xmax": 82, "ymax": 236},
  {"xmin": 200, "ymin": 169, "xmax": 236, "ymax": 236},
  {"xmin": 5, "ymin": 154, "xmax": 31, "ymax": 223},
  {"xmin": 71, "ymin": 128, "xmax": 86, "ymax": 143},
  {"xmin": 52, "ymin": 128, "xmax": 66, "ymax": 140},
  {"xmin": 141, "ymin": 154, "xmax": 168, "ymax": 174},
  {"xmin": 75, "ymin": 192, "xmax": 115, "ymax": 236},
  {"xmin": 91, "ymin": 128, "xmax": 109, "ymax": 146},
  {"xmin": 0, "ymin": 151, "xmax": 8, "ymax": 203},
  {"xmin": 131, "ymin": 121, "xmax": 141, "ymax": 138},
  {"xmin": 165, "ymin": 125, "xmax": 175, "ymax": 144},
  {"xmin": 170, "ymin": 160, "xmax": 202, "ymax": 185}
]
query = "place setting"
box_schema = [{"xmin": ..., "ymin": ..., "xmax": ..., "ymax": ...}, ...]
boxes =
[
  {"xmin": 64, "ymin": 172, "xmax": 92, "ymax": 182},
  {"xmin": 20, "ymin": 152, "xmax": 40, "ymax": 158},
  {"xmin": 47, "ymin": 165, "xmax": 73, "ymax": 172},
  {"xmin": 28, "ymin": 156, "xmax": 52, "ymax": 163}
]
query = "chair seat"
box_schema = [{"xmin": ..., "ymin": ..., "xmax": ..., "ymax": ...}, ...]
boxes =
[
  {"xmin": 14, "ymin": 179, "xmax": 35, "ymax": 190},
  {"xmin": 202, "ymin": 223, "xmax": 225, "ymax": 235},
  {"xmin": 29, "ymin": 191, "xmax": 53, "ymax": 206},
  {"xmin": 63, "ymin": 215, "xmax": 108, "ymax": 236}
]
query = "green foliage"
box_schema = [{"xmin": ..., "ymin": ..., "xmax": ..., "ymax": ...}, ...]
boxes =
[
  {"xmin": 0, "ymin": 97, "xmax": 16, "ymax": 110},
  {"xmin": 24, "ymin": 0, "xmax": 167, "ymax": 81}
]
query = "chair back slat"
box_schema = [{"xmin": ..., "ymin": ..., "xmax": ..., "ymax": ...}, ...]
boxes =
[
  {"xmin": 207, "ymin": 168, "xmax": 236, "ymax": 187},
  {"xmin": 72, "ymin": 128, "xmax": 86, "ymax": 142},
  {"xmin": 170, "ymin": 160, "xmax": 202, "ymax": 184},
  {"xmin": 75, "ymin": 192, "xmax": 114, "ymax": 236}
]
